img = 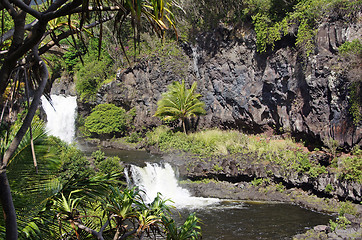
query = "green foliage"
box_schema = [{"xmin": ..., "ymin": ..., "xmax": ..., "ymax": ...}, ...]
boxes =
[
  {"xmin": 154, "ymin": 80, "xmax": 206, "ymax": 133},
  {"xmin": 48, "ymin": 136, "xmax": 95, "ymax": 182},
  {"xmin": 76, "ymin": 60, "xmax": 110, "ymax": 101},
  {"xmin": 276, "ymin": 182, "xmax": 285, "ymax": 193},
  {"xmin": 213, "ymin": 164, "xmax": 223, "ymax": 172},
  {"xmin": 91, "ymin": 149, "xmax": 123, "ymax": 174},
  {"xmin": 84, "ymin": 103, "xmax": 127, "ymax": 137},
  {"xmin": 98, "ymin": 156, "xmax": 123, "ymax": 174},
  {"xmin": 325, "ymin": 184, "xmax": 334, "ymax": 194},
  {"xmin": 145, "ymin": 127, "xmax": 336, "ymax": 179},
  {"xmin": 163, "ymin": 212, "xmax": 202, "ymax": 240},
  {"xmin": 0, "ymin": 120, "xmax": 63, "ymax": 237},
  {"xmin": 329, "ymin": 216, "xmax": 351, "ymax": 231},
  {"xmin": 62, "ymin": 40, "xmax": 87, "ymax": 72},
  {"xmin": 92, "ymin": 149, "xmax": 105, "ymax": 162},
  {"xmin": 245, "ymin": 0, "xmax": 361, "ymax": 55},
  {"xmin": 126, "ymin": 131, "xmax": 142, "ymax": 143},
  {"xmin": 339, "ymin": 39, "xmax": 362, "ymax": 56},
  {"xmin": 348, "ymin": 81, "xmax": 362, "ymax": 125},
  {"xmin": 296, "ymin": 152, "xmax": 312, "ymax": 172},
  {"xmin": 338, "ymin": 155, "xmax": 362, "ymax": 183},
  {"xmin": 338, "ymin": 201, "xmax": 357, "ymax": 216},
  {"xmin": 67, "ymin": 38, "xmax": 114, "ymax": 102},
  {"xmin": 251, "ymin": 178, "xmax": 264, "ymax": 187},
  {"xmin": 46, "ymin": 185, "xmax": 201, "ymax": 239}
]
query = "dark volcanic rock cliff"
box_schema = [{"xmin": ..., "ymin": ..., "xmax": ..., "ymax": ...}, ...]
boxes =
[{"xmin": 80, "ymin": 17, "xmax": 361, "ymax": 149}]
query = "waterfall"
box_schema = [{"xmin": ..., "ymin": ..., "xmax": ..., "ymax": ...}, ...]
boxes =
[
  {"xmin": 126, "ymin": 163, "xmax": 220, "ymax": 208},
  {"xmin": 41, "ymin": 95, "xmax": 77, "ymax": 143},
  {"xmin": 191, "ymin": 46, "xmax": 200, "ymax": 78}
]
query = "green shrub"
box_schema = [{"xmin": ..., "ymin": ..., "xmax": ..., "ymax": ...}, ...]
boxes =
[
  {"xmin": 62, "ymin": 40, "xmax": 86, "ymax": 73},
  {"xmin": 97, "ymin": 156, "xmax": 123, "ymax": 174},
  {"xmin": 251, "ymin": 178, "xmax": 264, "ymax": 186},
  {"xmin": 329, "ymin": 216, "xmax": 351, "ymax": 231},
  {"xmin": 276, "ymin": 182, "xmax": 285, "ymax": 193},
  {"xmin": 76, "ymin": 60, "xmax": 110, "ymax": 102},
  {"xmin": 247, "ymin": 0, "xmax": 360, "ymax": 55},
  {"xmin": 339, "ymin": 39, "xmax": 362, "ymax": 56},
  {"xmin": 84, "ymin": 103, "xmax": 127, "ymax": 137},
  {"xmin": 48, "ymin": 136, "xmax": 94, "ymax": 182},
  {"xmin": 325, "ymin": 184, "xmax": 334, "ymax": 194},
  {"xmin": 339, "ymin": 156, "xmax": 362, "ymax": 183},
  {"xmin": 213, "ymin": 164, "xmax": 223, "ymax": 172},
  {"xmin": 338, "ymin": 201, "xmax": 357, "ymax": 216},
  {"xmin": 92, "ymin": 149, "xmax": 105, "ymax": 163},
  {"xmin": 126, "ymin": 132, "xmax": 141, "ymax": 143}
]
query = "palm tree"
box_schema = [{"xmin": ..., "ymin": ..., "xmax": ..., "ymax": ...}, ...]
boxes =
[{"xmin": 154, "ymin": 80, "xmax": 206, "ymax": 133}]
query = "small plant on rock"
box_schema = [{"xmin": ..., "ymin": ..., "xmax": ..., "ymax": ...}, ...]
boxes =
[{"xmin": 324, "ymin": 184, "xmax": 334, "ymax": 194}]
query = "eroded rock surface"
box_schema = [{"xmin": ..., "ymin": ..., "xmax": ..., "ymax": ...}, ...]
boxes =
[{"xmin": 79, "ymin": 17, "xmax": 362, "ymax": 149}]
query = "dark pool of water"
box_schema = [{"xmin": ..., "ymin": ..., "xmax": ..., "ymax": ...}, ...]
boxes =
[
  {"xmin": 175, "ymin": 201, "xmax": 332, "ymax": 240},
  {"xmin": 81, "ymin": 147, "xmax": 333, "ymax": 239},
  {"xmin": 79, "ymin": 146, "xmax": 162, "ymax": 166}
]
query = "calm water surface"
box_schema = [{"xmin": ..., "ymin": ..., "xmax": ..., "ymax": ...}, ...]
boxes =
[
  {"xmin": 176, "ymin": 201, "xmax": 331, "ymax": 240},
  {"xmin": 82, "ymin": 147, "xmax": 332, "ymax": 239}
]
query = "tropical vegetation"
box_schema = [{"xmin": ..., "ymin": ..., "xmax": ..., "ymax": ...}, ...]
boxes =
[
  {"xmin": 154, "ymin": 80, "xmax": 206, "ymax": 133},
  {"xmin": 1, "ymin": 118, "xmax": 202, "ymax": 239},
  {"xmin": 1, "ymin": 0, "xmax": 362, "ymax": 239},
  {"xmin": 84, "ymin": 103, "xmax": 128, "ymax": 138},
  {"xmin": 0, "ymin": 0, "xmax": 179, "ymax": 238},
  {"xmin": 146, "ymin": 126, "xmax": 362, "ymax": 182}
]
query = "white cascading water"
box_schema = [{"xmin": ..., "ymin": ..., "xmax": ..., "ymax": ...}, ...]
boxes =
[
  {"xmin": 191, "ymin": 46, "xmax": 200, "ymax": 78},
  {"xmin": 126, "ymin": 163, "xmax": 220, "ymax": 208},
  {"xmin": 41, "ymin": 95, "xmax": 77, "ymax": 143}
]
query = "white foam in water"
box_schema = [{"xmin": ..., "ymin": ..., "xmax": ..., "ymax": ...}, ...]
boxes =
[
  {"xmin": 41, "ymin": 95, "xmax": 77, "ymax": 143},
  {"xmin": 127, "ymin": 163, "xmax": 220, "ymax": 208}
]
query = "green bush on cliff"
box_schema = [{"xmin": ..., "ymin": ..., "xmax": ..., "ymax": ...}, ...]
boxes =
[
  {"xmin": 245, "ymin": 0, "xmax": 361, "ymax": 55},
  {"xmin": 74, "ymin": 38, "xmax": 114, "ymax": 102},
  {"xmin": 84, "ymin": 103, "xmax": 127, "ymax": 137},
  {"xmin": 338, "ymin": 155, "xmax": 362, "ymax": 183},
  {"xmin": 338, "ymin": 40, "xmax": 362, "ymax": 125}
]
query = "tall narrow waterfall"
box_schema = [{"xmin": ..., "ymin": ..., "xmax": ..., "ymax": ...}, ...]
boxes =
[
  {"xmin": 191, "ymin": 46, "xmax": 200, "ymax": 78},
  {"xmin": 41, "ymin": 95, "xmax": 77, "ymax": 143},
  {"xmin": 126, "ymin": 163, "xmax": 219, "ymax": 208}
]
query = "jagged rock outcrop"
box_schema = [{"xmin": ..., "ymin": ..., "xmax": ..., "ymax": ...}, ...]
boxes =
[
  {"xmin": 50, "ymin": 72, "xmax": 76, "ymax": 96},
  {"xmin": 162, "ymin": 153, "xmax": 362, "ymax": 203},
  {"xmin": 82, "ymin": 17, "xmax": 362, "ymax": 149}
]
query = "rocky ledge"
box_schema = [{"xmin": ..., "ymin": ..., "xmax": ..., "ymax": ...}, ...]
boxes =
[
  {"xmin": 163, "ymin": 153, "xmax": 361, "ymax": 203},
  {"xmin": 161, "ymin": 152, "xmax": 362, "ymax": 239}
]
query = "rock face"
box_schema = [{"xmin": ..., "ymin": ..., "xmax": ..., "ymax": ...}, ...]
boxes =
[
  {"xmin": 163, "ymin": 153, "xmax": 362, "ymax": 203},
  {"xmin": 83, "ymin": 17, "xmax": 362, "ymax": 149}
]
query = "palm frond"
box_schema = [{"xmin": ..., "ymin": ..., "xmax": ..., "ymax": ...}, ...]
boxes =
[{"xmin": 154, "ymin": 80, "xmax": 206, "ymax": 133}]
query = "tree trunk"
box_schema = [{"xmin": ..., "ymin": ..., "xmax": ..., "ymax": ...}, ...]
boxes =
[
  {"xmin": 182, "ymin": 118, "xmax": 187, "ymax": 134},
  {"xmin": 0, "ymin": 170, "xmax": 18, "ymax": 240}
]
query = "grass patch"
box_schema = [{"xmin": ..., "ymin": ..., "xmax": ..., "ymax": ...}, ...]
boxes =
[
  {"xmin": 146, "ymin": 127, "xmax": 331, "ymax": 177},
  {"xmin": 146, "ymin": 127, "xmax": 361, "ymax": 182}
]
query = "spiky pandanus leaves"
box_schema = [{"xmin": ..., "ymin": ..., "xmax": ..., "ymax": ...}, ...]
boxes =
[
  {"xmin": 0, "ymin": 120, "xmax": 62, "ymax": 239},
  {"xmin": 0, "ymin": 1, "xmax": 180, "ymax": 239},
  {"xmin": 154, "ymin": 80, "xmax": 206, "ymax": 133},
  {"xmin": 163, "ymin": 212, "xmax": 202, "ymax": 240}
]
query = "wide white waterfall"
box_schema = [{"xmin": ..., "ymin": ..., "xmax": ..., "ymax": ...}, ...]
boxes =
[
  {"xmin": 126, "ymin": 163, "xmax": 220, "ymax": 208},
  {"xmin": 41, "ymin": 95, "xmax": 77, "ymax": 143}
]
